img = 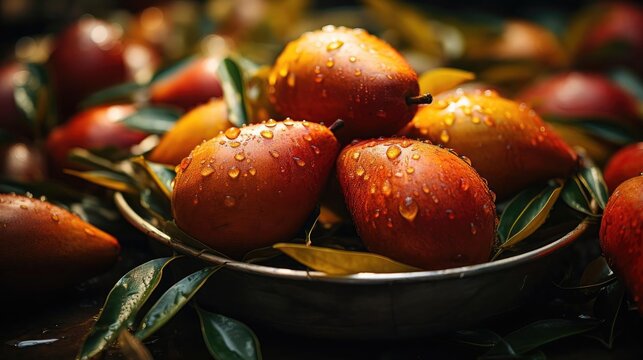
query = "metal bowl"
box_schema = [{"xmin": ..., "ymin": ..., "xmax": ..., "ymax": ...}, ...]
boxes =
[{"xmin": 114, "ymin": 192, "xmax": 588, "ymax": 339}]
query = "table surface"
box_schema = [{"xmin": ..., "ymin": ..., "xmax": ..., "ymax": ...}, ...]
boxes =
[{"xmin": 2, "ymin": 229, "xmax": 642, "ymax": 360}]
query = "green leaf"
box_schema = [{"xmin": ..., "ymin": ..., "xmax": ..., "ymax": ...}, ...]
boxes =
[
  {"xmin": 497, "ymin": 182, "xmax": 563, "ymax": 249},
  {"xmin": 561, "ymin": 175, "xmax": 594, "ymax": 216},
  {"xmin": 136, "ymin": 266, "xmax": 222, "ymax": 340},
  {"xmin": 452, "ymin": 329, "xmax": 516, "ymax": 355},
  {"xmin": 64, "ymin": 169, "xmax": 138, "ymax": 194},
  {"xmin": 80, "ymin": 82, "xmax": 144, "ymax": 109},
  {"xmin": 196, "ymin": 306, "xmax": 262, "ymax": 360},
  {"xmin": 218, "ymin": 57, "xmax": 250, "ymax": 127},
  {"xmin": 67, "ymin": 148, "xmax": 131, "ymax": 175},
  {"xmin": 150, "ymin": 56, "xmax": 195, "ymax": 84},
  {"xmin": 578, "ymin": 165, "xmax": 609, "ymax": 210},
  {"xmin": 13, "ymin": 63, "xmax": 48, "ymax": 130},
  {"xmin": 122, "ymin": 106, "xmax": 183, "ymax": 135},
  {"xmin": 163, "ymin": 220, "xmax": 229, "ymax": 258},
  {"xmin": 486, "ymin": 319, "xmax": 601, "ymax": 356},
  {"xmin": 576, "ymin": 120, "xmax": 636, "ymax": 146},
  {"xmin": 274, "ymin": 243, "xmax": 420, "ymax": 275},
  {"xmin": 77, "ymin": 257, "xmax": 177, "ymax": 360},
  {"xmin": 131, "ymin": 156, "xmax": 175, "ymax": 200}
]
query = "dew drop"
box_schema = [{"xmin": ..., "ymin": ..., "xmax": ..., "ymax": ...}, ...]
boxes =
[
  {"xmin": 461, "ymin": 155, "xmax": 472, "ymax": 166},
  {"xmin": 326, "ymin": 40, "xmax": 344, "ymax": 51},
  {"xmin": 326, "ymin": 58, "xmax": 334, "ymax": 68},
  {"xmin": 352, "ymin": 152, "xmax": 360, "ymax": 160},
  {"xmin": 284, "ymin": 118, "xmax": 294, "ymax": 126},
  {"xmin": 201, "ymin": 167, "xmax": 215, "ymax": 177},
  {"xmin": 265, "ymin": 119, "xmax": 277, "ymax": 127},
  {"xmin": 228, "ymin": 167, "xmax": 240, "ymax": 179},
  {"xmin": 470, "ymin": 222, "xmax": 477, "ymax": 235},
  {"xmin": 382, "ymin": 179, "xmax": 392, "ymax": 196},
  {"xmin": 354, "ymin": 69, "xmax": 362, "ymax": 76},
  {"xmin": 51, "ymin": 213, "xmax": 60, "ymax": 222},
  {"xmin": 386, "ymin": 218, "xmax": 393, "ymax": 228},
  {"xmin": 84, "ymin": 228, "xmax": 96, "ymax": 236},
  {"xmin": 230, "ymin": 141, "xmax": 241, "ymax": 148},
  {"xmin": 446, "ymin": 209, "xmax": 455, "ymax": 220},
  {"xmin": 412, "ymin": 153, "xmax": 420, "ymax": 160},
  {"xmin": 422, "ymin": 183, "xmax": 430, "ymax": 194},
  {"xmin": 248, "ymin": 167, "xmax": 257, "ymax": 176},
  {"xmin": 269, "ymin": 150, "xmax": 280, "ymax": 158},
  {"xmin": 179, "ymin": 156, "xmax": 191, "ymax": 171},
  {"xmin": 440, "ymin": 129, "xmax": 450, "ymax": 143},
  {"xmin": 294, "ymin": 157, "xmax": 306, "ymax": 167},
  {"xmin": 279, "ymin": 66, "xmax": 289, "ymax": 78},
  {"xmin": 459, "ymin": 178, "xmax": 469, "ymax": 191},
  {"xmin": 406, "ymin": 167, "xmax": 415, "ymax": 174},
  {"xmin": 311, "ymin": 145, "xmax": 320, "ymax": 154},
  {"xmin": 349, "ymin": 56, "xmax": 357, "ymax": 63},
  {"xmin": 287, "ymin": 72, "xmax": 296, "ymax": 87},
  {"xmin": 224, "ymin": 196, "xmax": 236, "ymax": 207},
  {"xmin": 386, "ymin": 145, "xmax": 401, "ymax": 160},
  {"xmin": 303, "ymin": 134, "xmax": 312, "ymax": 142},
  {"xmin": 234, "ymin": 152, "xmax": 245, "ymax": 161},
  {"xmin": 483, "ymin": 116, "xmax": 495, "ymax": 127},
  {"xmin": 224, "ymin": 127, "xmax": 240, "ymax": 140},
  {"xmin": 398, "ymin": 196, "xmax": 419, "ymax": 222},
  {"xmin": 260, "ymin": 130, "xmax": 274, "ymax": 139},
  {"xmin": 370, "ymin": 184, "xmax": 377, "ymax": 194},
  {"xmin": 356, "ymin": 166, "xmax": 365, "ymax": 176},
  {"xmin": 444, "ymin": 113, "xmax": 455, "ymax": 126}
]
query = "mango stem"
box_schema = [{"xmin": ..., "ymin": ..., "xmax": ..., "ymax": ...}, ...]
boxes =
[
  {"xmin": 406, "ymin": 93, "xmax": 433, "ymax": 106},
  {"xmin": 329, "ymin": 119, "xmax": 345, "ymax": 133}
]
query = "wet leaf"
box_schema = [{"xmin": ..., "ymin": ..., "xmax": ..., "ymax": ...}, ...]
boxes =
[
  {"xmin": 485, "ymin": 318, "xmax": 601, "ymax": 356},
  {"xmin": 497, "ymin": 182, "xmax": 563, "ymax": 249},
  {"xmin": 77, "ymin": 257, "xmax": 177, "ymax": 360},
  {"xmin": 561, "ymin": 175, "xmax": 594, "ymax": 216},
  {"xmin": 196, "ymin": 306, "xmax": 262, "ymax": 360},
  {"xmin": 578, "ymin": 163, "xmax": 609, "ymax": 210},
  {"xmin": 64, "ymin": 169, "xmax": 137, "ymax": 194},
  {"xmin": 218, "ymin": 57, "xmax": 250, "ymax": 127},
  {"xmin": 418, "ymin": 68, "xmax": 475, "ymax": 95},
  {"xmin": 80, "ymin": 82, "xmax": 143, "ymax": 109},
  {"xmin": 122, "ymin": 106, "xmax": 183, "ymax": 135},
  {"xmin": 118, "ymin": 330, "xmax": 153, "ymax": 360},
  {"xmin": 273, "ymin": 243, "xmax": 420, "ymax": 275},
  {"xmin": 136, "ymin": 266, "xmax": 222, "ymax": 340}
]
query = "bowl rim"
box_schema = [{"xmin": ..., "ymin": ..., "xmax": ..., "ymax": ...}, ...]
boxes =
[{"xmin": 114, "ymin": 192, "xmax": 588, "ymax": 285}]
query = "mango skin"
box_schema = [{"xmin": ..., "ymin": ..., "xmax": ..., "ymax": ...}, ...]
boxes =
[
  {"xmin": 149, "ymin": 99, "xmax": 233, "ymax": 166},
  {"xmin": 149, "ymin": 56, "xmax": 223, "ymax": 111},
  {"xmin": 603, "ymin": 143, "xmax": 643, "ymax": 193},
  {"xmin": 48, "ymin": 18, "xmax": 128, "ymax": 119},
  {"xmin": 172, "ymin": 120, "xmax": 340, "ymax": 257},
  {"xmin": 599, "ymin": 176, "xmax": 643, "ymax": 315},
  {"xmin": 337, "ymin": 138, "xmax": 496, "ymax": 270},
  {"xmin": 46, "ymin": 104, "xmax": 147, "ymax": 172},
  {"xmin": 269, "ymin": 26, "xmax": 420, "ymax": 143},
  {"xmin": 517, "ymin": 72, "xmax": 641, "ymax": 130},
  {"xmin": 0, "ymin": 194, "xmax": 120, "ymax": 294},
  {"xmin": 403, "ymin": 89, "xmax": 578, "ymax": 199}
]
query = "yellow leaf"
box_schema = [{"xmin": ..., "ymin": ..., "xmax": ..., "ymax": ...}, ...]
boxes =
[
  {"xmin": 419, "ymin": 68, "xmax": 475, "ymax": 95},
  {"xmin": 64, "ymin": 169, "xmax": 137, "ymax": 194},
  {"xmin": 501, "ymin": 185, "xmax": 563, "ymax": 249},
  {"xmin": 273, "ymin": 243, "xmax": 420, "ymax": 275}
]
